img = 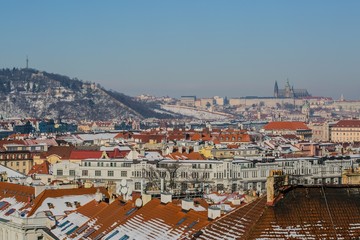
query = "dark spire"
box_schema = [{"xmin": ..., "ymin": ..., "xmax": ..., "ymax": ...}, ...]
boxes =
[{"xmin": 274, "ymin": 81, "xmax": 279, "ymax": 98}]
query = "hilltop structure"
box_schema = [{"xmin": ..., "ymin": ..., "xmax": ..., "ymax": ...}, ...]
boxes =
[{"xmin": 274, "ymin": 79, "xmax": 311, "ymax": 98}]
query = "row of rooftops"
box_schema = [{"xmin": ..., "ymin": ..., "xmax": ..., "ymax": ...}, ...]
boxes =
[{"xmin": 1, "ymin": 164, "xmax": 360, "ymax": 240}]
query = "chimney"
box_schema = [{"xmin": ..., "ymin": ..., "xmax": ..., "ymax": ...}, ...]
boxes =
[
  {"xmin": 181, "ymin": 198, "xmax": 194, "ymax": 211},
  {"xmin": 142, "ymin": 193, "xmax": 152, "ymax": 206},
  {"xmin": 208, "ymin": 206, "xmax": 221, "ymax": 220},
  {"xmin": 231, "ymin": 198, "xmax": 241, "ymax": 205},
  {"xmin": 266, "ymin": 176, "xmax": 275, "ymax": 205},
  {"xmin": 95, "ymin": 188, "xmax": 103, "ymax": 202},
  {"xmin": 160, "ymin": 178, "xmax": 165, "ymax": 192},
  {"xmin": 160, "ymin": 193, "xmax": 172, "ymax": 204}
]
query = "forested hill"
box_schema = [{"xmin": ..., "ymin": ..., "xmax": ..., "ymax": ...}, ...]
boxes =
[{"xmin": 0, "ymin": 68, "xmax": 173, "ymax": 120}]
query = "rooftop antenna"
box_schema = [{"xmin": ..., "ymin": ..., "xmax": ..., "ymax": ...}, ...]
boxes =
[{"xmin": 26, "ymin": 55, "xmax": 29, "ymax": 69}]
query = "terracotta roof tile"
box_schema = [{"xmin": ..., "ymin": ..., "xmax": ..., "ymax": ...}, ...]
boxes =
[
  {"xmin": 0, "ymin": 182, "xmax": 35, "ymax": 203},
  {"xmin": 334, "ymin": 119, "xmax": 360, "ymax": 128},
  {"xmin": 69, "ymin": 150, "xmax": 104, "ymax": 160},
  {"xmin": 27, "ymin": 161, "xmax": 51, "ymax": 175},
  {"xmin": 40, "ymin": 145, "xmax": 75, "ymax": 159},
  {"xmin": 27, "ymin": 187, "xmax": 109, "ymax": 217},
  {"xmin": 264, "ymin": 121, "xmax": 310, "ymax": 131}
]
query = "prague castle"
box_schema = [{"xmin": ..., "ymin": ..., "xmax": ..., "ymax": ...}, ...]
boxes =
[{"xmin": 274, "ymin": 80, "xmax": 311, "ymax": 98}]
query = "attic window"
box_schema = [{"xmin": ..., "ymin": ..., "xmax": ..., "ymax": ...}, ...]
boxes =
[
  {"xmin": 65, "ymin": 202, "xmax": 73, "ymax": 207},
  {"xmin": 47, "ymin": 203, "xmax": 54, "ymax": 209},
  {"xmin": 44, "ymin": 211, "xmax": 53, "ymax": 217},
  {"xmin": 74, "ymin": 201, "xmax": 81, "ymax": 208}
]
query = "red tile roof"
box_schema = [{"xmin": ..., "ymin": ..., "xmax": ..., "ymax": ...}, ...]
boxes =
[
  {"xmin": 27, "ymin": 161, "xmax": 51, "ymax": 175},
  {"xmin": 69, "ymin": 150, "xmax": 104, "ymax": 160},
  {"xmin": 249, "ymin": 186, "xmax": 360, "ymax": 239},
  {"xmin": 40, "ymin": 145, "xmax": 75, "ymax": 159},
  {"xmin": 75, "ymin": 199, "xmax": 109, "ymax": 218},
  {"xmin": 106, "ymin": 148, "xmax": 130, "ymax": 158},
  {"xmin": 0, "ymin": 182, "xmax": 35, "ymax": 203},
  {"xmin": 334, "ymin": 119, "xmax": 360, "ymax": 128},
  {"xmin": 27, "ymin": 187, "xmax": 109, "ymax": 217},
  {"xmin": 263, "ymin": 121, "xmax": 310, "ymax": 131}
]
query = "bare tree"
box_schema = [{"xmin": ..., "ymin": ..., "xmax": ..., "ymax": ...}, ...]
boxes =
[
  {"xmin": 142, "ymin": 160, "xmax": 182, "ymax": 192},
  {"xmin": 164, "ymin": 160, "xmax": 182, "ymax": 190}
]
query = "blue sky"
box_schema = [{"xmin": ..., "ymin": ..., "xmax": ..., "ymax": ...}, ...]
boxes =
[{"xmin": 1, "ymin": 1, "xmax": 360, "ymax": 99}]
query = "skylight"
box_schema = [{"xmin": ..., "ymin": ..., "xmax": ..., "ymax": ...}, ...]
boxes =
[
  {"xmin": 82, "ymin": 228, "xmax": 96, "ymax": 238},
  {"xmin": 119, "ymin": 235, "xmax": 129, "ymax": 240},
  {"xmin": 176, "ymin": 217, "xmax": 187, "ymax": 226},
  {"xmin": 104, "ymin": 230, "xmax": 119, "ymax": 240},
  {"xmin": 75, "ymin": 224, "xmax": 88, "ymax": 234},
  {"xmin": 0, "ymin": 201, "xmax": 9, "ymax": 210},
  {"xmin": 66, "ymin": 225, "xmax": 79, "ymax": 235},
  {"xmin": 4, "ymin": 208, "xmax": 15, "ymax": 216}
]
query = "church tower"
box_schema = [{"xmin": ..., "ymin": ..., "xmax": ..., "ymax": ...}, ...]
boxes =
[{"xmin": 274, "ymin": 81, "xmax": 279, "ymax": 98}]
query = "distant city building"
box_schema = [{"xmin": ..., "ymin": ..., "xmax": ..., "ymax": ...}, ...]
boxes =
[
  {"xmin": 274, "ymin": 80, "xmax": 311, "ymax": 98},
  {"xmin": 331, "ymin": 119, "xmax": 360, "ymax": 142},
  {"xmin": 180, "ymin": 96, "xmax": 196, "ymax": 107}
]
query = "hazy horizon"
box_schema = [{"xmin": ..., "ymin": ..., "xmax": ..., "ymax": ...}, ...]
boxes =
[{"xmin": 1, "ymin": 1, "xmax": 359, "ymax": 100}]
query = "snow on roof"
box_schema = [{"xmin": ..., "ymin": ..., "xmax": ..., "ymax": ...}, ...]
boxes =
[
  {"xmin": 144, "ymin": 151, "xmax": 164, "ymax": 160},
  {"xmin": 76, "ymin": 133, "xmax": 118, "ymax": 141},
  {"xmin": 32, "ymin": 194, "xmax": 98, "ymax": 216},
  {"xmin": 0, "ymin": 165, "xmax": 26, "ymax": 179},
  {"xmin": 104, "ymin": 215, "xmax": 185, "ymax": 240},
  {"xmin": 52, "ymin": 212, "xmax": 90, "ymax": 238},
  {"xmin": 0, "ymin": 197, "xmax": 27, "ymax": 220}
]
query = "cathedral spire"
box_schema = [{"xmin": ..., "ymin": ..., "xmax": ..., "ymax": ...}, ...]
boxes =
[{"xmin": 274, "ymin": 81, "xmax": 279, "ymax": 98}]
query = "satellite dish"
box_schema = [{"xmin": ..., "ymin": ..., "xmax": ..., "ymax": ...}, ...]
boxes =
[
  {"xmin": 121, "ymin": 186, "xmax": 128, "ymax": 195},
  {"xmin": 135, "ymin": 198, "xmax": 143, "ymax": 207},
  {"xmin": 120, "ymin": 179, "xmax": 127, "ymax": 187}
]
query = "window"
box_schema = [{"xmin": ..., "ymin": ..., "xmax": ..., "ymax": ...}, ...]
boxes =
[
  {"xmin": 108, "ymin": 170, "xmax": 114, "ymax": 177},
  {"xmin": 82, "ymin": 170, "xmax": 88, "ymax": 176},
  {"xmin": 121, "ymin": 171, "xmax": 127, "ymax": 177},
  {"xmin": 23, "ymin": 161, "xmax": 26, "ymax": 166},
  {"xmin": 69, "ymin": 170, "xmax": 75, "ymax": 176},
  {"xmin": 95, "ymin": 170, "xmax": 101, "ymax": 176},
  {"xmin": 134, "ymin": 182, "xmax": 141, "ymax": 190},
  {"xmin": 16, "ymin": 162, "xmax": 19, "ymax": 166},
  {"xmin": 57, "ymin": 170, "xmax": 63, "ymax": 176}
]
